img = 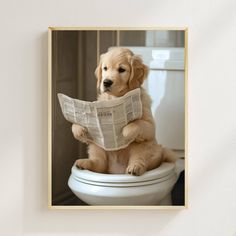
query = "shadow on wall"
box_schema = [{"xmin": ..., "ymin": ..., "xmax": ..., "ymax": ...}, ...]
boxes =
[{"xmin": 154, "ymin": 70, "xmax": 185, "ymax": 150}]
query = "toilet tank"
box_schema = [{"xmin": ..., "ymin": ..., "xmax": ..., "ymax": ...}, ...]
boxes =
[
  {"xmin": 148, "ymin": 48, "xmax": 184, "ymax": 150},
  {"xmin": 127, "ymin": 47, "xmax": 185, "ymax": 150}
]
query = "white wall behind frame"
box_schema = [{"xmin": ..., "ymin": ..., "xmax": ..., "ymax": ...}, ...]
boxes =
[{"xmin": 0, "ymin": 0, "xmax": 236, "ymax": 236}]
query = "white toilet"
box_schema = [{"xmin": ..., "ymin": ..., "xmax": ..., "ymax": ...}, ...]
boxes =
[
  {"xmin": 68, "ymin": 47, "xmax": 185, "ymax": 206},
  {"xmin": 68, "ymin": 162, "xmax": 180, "ymax": 205}
]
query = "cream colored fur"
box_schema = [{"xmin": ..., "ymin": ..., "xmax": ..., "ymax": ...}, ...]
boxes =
[{"xmin": 72, "ymin": 48, "xmax": 176, "ymax": 175}]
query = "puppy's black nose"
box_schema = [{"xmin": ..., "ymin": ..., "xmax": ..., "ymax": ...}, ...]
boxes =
[{"xmin": 103, "ymin": 79, "xmax": 113, "ymax": 87}]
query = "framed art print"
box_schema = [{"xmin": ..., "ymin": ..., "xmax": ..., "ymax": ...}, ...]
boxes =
[{"xmin": 48, "ymin": 27, "xmax": 188, "ymax": 209}]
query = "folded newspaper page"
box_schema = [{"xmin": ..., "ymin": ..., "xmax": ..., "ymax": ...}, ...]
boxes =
[{"xmin": 58, "ymin": 88, "xmax": 142, "ymax": 151}]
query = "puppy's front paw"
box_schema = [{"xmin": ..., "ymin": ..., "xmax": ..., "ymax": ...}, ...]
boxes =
[
  {"xmin": 126, "ymin": 163, "xmax": 146, "ymax": 176},
  {"xmin": 122, "ymin": 123, "xmax": 139, "ymax": 140},
  {"xmin": 72, "ymin": 124, "xmax": 88, "ymax": 142},
  {"xmin": 76, "ymin": 159, "xmax": 93, "ymax": 170}
]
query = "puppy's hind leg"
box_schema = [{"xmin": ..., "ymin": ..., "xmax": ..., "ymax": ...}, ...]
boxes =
[
  {"xmin": 126, "ymin": 142, "xmax": 163, "ymax": 176},
  {"xmin": 125, "ymin": 142, "xmax": 150, "ymax": 176},
  {"xmin": 76, "ymin": 144, "xmax": 108, "ymax": 173}
]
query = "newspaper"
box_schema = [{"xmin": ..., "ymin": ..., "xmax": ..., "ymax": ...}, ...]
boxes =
[{"xmin": 58, "ymin": 88, "xmax": 142, "ymax": 151}]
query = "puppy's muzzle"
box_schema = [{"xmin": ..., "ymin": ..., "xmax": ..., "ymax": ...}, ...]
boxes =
[{"xmin": 103, "ymin": 79, "xmax": 113, "ymax": 88}]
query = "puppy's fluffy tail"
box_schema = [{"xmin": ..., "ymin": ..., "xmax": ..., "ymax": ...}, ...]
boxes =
[{"xmin": 162, "ymin": 147, "xmax": 178, "ymax": 163}]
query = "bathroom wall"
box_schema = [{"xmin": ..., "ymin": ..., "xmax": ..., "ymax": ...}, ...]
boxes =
[
  {"xmin": 1, "ymin": 0, "xmax": 236, "ymax": 235},
  {"xmin": 145, "ymin": 31, "xmax": 184, "ymax": 47}
]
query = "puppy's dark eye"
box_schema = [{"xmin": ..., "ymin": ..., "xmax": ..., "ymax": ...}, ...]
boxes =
[
  {"xmin": 103, "ymin": 66, "xmax": 108, "ymax": 71},
  {"xmin": 118, "ymin": 68, "xmax": 126, "ymax": 73}
]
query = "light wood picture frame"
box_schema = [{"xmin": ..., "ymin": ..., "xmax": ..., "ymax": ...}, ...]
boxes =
[{"xmin": 48, "ymin": 27, "xmax": 188, "ymax": 210}]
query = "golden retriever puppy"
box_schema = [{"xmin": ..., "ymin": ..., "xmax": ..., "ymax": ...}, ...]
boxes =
[{"xmin": 72, "ymin": 48, "xmax": 176, "ymax": 175}]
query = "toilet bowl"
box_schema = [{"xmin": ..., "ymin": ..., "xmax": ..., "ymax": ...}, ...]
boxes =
[{"xmin": 68, "ymin": 162, "xmax": 179, "ymax": 205}]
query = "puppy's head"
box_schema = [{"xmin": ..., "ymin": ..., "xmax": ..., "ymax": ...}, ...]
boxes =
[{"xmin": 95, "ymin": 48, "xmax": 148, "ymax": 97}]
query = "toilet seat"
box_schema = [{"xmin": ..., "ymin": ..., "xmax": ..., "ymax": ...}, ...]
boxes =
[
  {"xmin": 70, "ymin": 162, "xmax": 176, "ymax": 187},
  {"xmin": 68, "ymin": 162, "xmax": 178, "ymax": 205}
]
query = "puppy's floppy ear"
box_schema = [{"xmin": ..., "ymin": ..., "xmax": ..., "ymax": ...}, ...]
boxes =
[
  {"xmin": 128, "ymin": 55, "xmax": 149, "ymax": 90},
  {"xmin": 95, "ymin": 54, "xmax": 104, "ymax": 94}
]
